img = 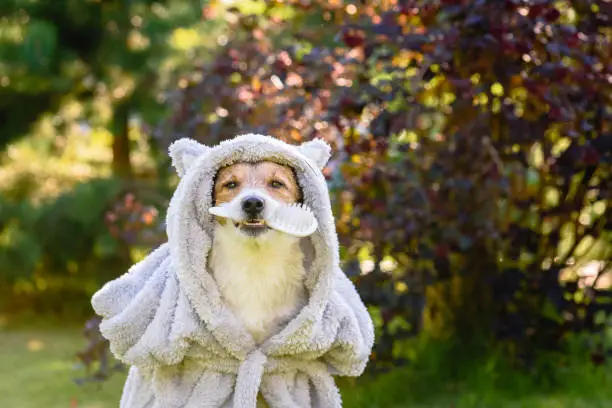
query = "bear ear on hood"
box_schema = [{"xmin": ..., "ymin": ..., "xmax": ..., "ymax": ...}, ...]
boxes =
[
  {"xmin": 169, "ymin": 138, "xmax": 211, "ymax": 177},
  {"xmin": 297, "ymin": 139, "xmax": 331, "ymax": 170}
]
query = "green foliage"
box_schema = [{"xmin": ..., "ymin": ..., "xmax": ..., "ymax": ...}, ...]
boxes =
[
  {"xmin": 0, "ymin": 0, "xmax": 221, "ymax": 315},
  {"xmin": 0, "ymin": 178, "xmax": 126, "ymax": 317},
  {"xmin": 32, "ymin": 179, "xmax": 122, "ymax": 271},
  {"xmin": 0, "ymin": 0, "xmax": 215, "ymax": 178},
  {"xmin": 0, "ymin": 198, "xmax": 41, "ymax": 281},
  {"xmin": 21, "ymin": 19, "xmax": 58, "ymax": 71}
]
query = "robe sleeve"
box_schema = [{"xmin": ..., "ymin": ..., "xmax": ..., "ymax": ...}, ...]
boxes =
[
  {"xmin": 322, "ymin": 269, "xmax": 375, "ymax": 377},
  {"xmin": 91, "ymin": 243, "xmax": 201, "ymax": 370}
]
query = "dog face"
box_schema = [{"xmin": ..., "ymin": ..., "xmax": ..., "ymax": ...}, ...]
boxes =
[{"xmin": 213, "ymin": 161, "xmax": 301, "ymax": 237}]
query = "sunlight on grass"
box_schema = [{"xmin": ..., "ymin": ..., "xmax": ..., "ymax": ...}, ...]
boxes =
[
  {"xmin": 0, "ymin": 328, "xmax": 126, "ymax": 408},
  {"xmin": 27, "ymin": 339, "xmax": 45, "ymax": 351}
]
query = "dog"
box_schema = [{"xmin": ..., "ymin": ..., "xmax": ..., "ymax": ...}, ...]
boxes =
[{"xmin": 209, "ymin": 161, "xmax": 307, "ymax": 345}]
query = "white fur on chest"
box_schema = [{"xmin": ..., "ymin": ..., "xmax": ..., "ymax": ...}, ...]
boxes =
[{"xmin": 210, "ymin": 223, "xmax": 307, "ymax": 344}]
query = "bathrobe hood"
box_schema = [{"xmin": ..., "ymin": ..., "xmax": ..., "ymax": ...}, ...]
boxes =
[{"xmin": 92, "ymin": 134, "xmax": 374, "ymax": 408}]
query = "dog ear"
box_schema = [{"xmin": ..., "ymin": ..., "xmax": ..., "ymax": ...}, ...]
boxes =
[
  {"xmin": 297, "ymin": 139, "xmax": 331, "ymax": 170},
  {"xmin": 169, "ymin": 138, "xmax": 210, "ymax": 177}
]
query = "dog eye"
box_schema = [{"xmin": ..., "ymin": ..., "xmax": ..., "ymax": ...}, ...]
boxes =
[
  {"xmin": 223, "ymin": 181, "xmax": 238, "ymax": 190},
  {"xmin": 270, "ymin": 180, "xmax": 285, "ymax": 189}
]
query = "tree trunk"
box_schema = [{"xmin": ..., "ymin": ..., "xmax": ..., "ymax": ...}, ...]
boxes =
[
  {"xmin": 112, "ymin": 103, "xmax": 132, "ymax": 179},
  {"xmin": 423, "ymin": 245, "xmax": 496, "ymax": 341}
]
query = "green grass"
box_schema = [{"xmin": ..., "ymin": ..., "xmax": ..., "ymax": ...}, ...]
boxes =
[
  {"xmin": 0, "ymin": 327, "xmax": 611, "ymax": 408},
  {"xmin": 0, "ymin": 327, "xmax": 126, "ymax": 408},
  {"xmin": 339, "ymin": 336, "xmax": 612, "ymax": 408},
  {"xmin": 339, "ymin": 365, "xmax": 612, "ymax": 408}
]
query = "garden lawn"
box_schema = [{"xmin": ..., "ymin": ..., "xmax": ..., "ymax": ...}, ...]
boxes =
[
  {"xmin": 0, "ymin": 327, "xmax": 126, "ymax": 408},
  {"xmin": 0, "ymin": 327, "xmax": 611, "ymax": 408}
]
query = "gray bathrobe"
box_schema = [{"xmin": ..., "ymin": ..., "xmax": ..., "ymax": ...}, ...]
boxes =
[{"xmin": 91, "ymin": 134, "xmax": 374, "ymax": 408}]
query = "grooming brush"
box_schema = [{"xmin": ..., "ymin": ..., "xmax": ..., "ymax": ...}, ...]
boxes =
[
  {"xmin": 209, "ymin": 202, "xmax": 243, "ymax": 221},
  {"xmin": 266, "ymin": 203, "xmax": 318, "ymax": 237},
  {"xmin": 209, "ymin": 199, "xmax": 317, "ymax": 237}
]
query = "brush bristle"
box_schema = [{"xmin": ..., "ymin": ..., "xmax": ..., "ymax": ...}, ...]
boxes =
[{"xmin": 267, "ymin": 203, "xmax": 318, "ymax": 237}]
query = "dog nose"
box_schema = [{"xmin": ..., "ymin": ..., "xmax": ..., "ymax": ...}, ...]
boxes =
[{"xmin": 241, "ymin": 196, "xmax": 265, "ymax": 216}]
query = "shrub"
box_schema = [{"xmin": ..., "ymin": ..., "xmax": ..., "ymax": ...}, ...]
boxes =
[
  {"xmin": 155, "ymin": 0, "xmax": 612, "ymax": 371},
  {"xmin": 0, "ymin": 178, "xmax": 129, "ymax": 318}
]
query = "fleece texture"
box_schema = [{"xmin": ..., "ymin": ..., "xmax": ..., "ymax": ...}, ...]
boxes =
[{"xmin": 91, "ymin": 134, "xmax": 375, "ymax": 408}]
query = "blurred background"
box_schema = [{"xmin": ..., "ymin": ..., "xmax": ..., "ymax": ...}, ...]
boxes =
[{"xmin": 0, "ymin": 0, "xmax": 611, "ymax": 407}]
